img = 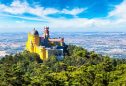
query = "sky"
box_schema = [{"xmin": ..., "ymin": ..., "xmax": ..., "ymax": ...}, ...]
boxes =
[{"xmin": 0, "ymin": 0, "xmax": 126, "ymax": 32}]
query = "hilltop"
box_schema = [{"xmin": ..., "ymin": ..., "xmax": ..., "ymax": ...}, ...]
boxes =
[{"xmin": 0, "ymin": 45, "xmax": 126, "ymax": 86}]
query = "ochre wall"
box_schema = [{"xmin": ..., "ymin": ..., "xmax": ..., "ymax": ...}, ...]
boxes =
[{"xmin": 26, "ymin": 33, "xmax": 48, "ymax": 60}]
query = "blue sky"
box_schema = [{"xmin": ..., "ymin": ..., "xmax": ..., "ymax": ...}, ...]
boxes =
[{"xmin": 0, "ymin": 0, "xmax": 126, "ymax": 32}]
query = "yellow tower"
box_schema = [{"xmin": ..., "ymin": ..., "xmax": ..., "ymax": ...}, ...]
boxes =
[
  {"xmin": 26, "ymin": 28, "xmax": 48, "ymax": 60},
  {"xmin": 26, "ymin": 29, "xmax": 40, "ymax": 52}
]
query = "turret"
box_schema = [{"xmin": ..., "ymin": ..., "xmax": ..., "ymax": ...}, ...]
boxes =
[
  {"xmin": 31, "ymin": 28, "xmax": 40, "ymax": 46},
  {"xmin": 44, "ymin": 26, "xmax": 49, "ymax": 39},
  {"xmin": 31, "ymin": 28, "xmax": 39, "ymax": 36}
]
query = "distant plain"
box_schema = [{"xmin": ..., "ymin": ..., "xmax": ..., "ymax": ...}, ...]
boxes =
[{"xmin": 0, "ymin": 32, "xmax": 126, "ymax": 58}]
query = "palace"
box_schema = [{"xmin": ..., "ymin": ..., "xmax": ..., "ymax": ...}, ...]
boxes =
[{"xmin": 26, "ymin": 27, "xmax": 67, "ymax": 60}]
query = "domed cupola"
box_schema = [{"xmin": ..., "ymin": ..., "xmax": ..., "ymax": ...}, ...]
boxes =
[{"xmin": 31, "ymin": 28, "xmax": 39, "ymax": 36}]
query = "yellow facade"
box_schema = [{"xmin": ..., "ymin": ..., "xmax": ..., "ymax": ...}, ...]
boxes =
[
  {"xmin": 26, "ymin": 33, "xmax": 47, "ymax": 60},
  {"xmin": 26, "ymin": 27, "xmax": 65, "ymax": 61}
]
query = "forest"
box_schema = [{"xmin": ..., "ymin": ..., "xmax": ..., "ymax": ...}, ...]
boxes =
[{"xmin": 0, "ymin": 45, "xmax": 126, "ymax": 86}]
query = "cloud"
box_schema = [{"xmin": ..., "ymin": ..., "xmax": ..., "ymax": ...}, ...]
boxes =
[
  {"xmin": 0, "ymin": 13, "xmax": 48, "ymax": 22},
  {"xmin": 28, "ymin": 7, "xmax": 59, "ymax": 17},
  {"xmin": 48, "ymin": 0, "xmax": 126, "ymax": 31},
  {"xmin": 0, "ymin": 0, "xmax": 59, "ymax": 17},
  {"xmin": 61, "ymin": 8, "xmax": 86, "ymax": 16},
  {"xmin": 0, "ymin": 1, "xmax": 28, "ymax": 15},
  {"xmin": 16, "ymin": 20, "xmax": 25, "ymax": 23},
  {"xmin": 0, "ymin": 0, "xmax": 85, "ymax": 17},
  {"xmin": 108, "ymin": 0, "xmax": 126, "ymax": 19},
  {"xmin": 0, "ymin": 0, "xmax": 126, "ymax": 32}
]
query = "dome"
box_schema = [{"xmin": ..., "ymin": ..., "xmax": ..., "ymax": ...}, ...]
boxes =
[{"xmin": 31, "ymin": 28, "xmax": 39, "ymax": 35}]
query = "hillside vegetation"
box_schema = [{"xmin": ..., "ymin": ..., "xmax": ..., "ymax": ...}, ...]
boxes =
[{"xmin": 0, "ymin": 45, "xmax": 126, "ymax": 86}]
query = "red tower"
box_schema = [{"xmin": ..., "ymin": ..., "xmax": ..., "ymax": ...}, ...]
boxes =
[{"xmin": 44, "ymin": 26, "xmax": 49, "ymax": 38}]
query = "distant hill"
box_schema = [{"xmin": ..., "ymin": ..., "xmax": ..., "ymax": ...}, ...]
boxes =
[{"xmin": 0, "ymin": 45, "xmax": 126, "ymax": 86}]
